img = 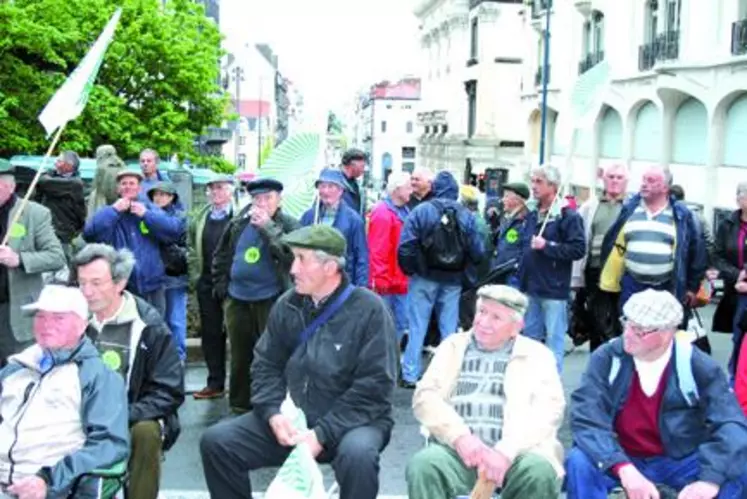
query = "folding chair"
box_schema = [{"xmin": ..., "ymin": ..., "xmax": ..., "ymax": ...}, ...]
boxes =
[{"xmin": 68, "ymin": 461, "xmax": 128, "ymax": 499}]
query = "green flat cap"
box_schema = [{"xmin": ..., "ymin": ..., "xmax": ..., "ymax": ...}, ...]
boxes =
[
  {"xmin": 147, "ymin": 181, "xmax": 179, "ymax": 203},
  {"xmin": 206, "ymin": 174, "xmax": 234, "ymax": 186},
  {"xmin": 503, "ymin": 182, "xmax": 530, "ymax": 200},
  {"xmin": 282, "ymin": 225, "xmax": 347, "ymax": 257}
]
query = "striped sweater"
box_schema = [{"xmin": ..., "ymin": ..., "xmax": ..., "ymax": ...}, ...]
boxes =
[{"xmin": 623, "ymin": 204, "xmax": 676, "ymax": 285}]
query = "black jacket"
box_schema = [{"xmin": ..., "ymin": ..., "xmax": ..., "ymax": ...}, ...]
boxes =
[
  {"xmin": 211, "ymin": 205, "xmax": 300, "ymax": 300},
  {"xmin": 713, "ymin": 210, "xmax": 747, "ymax": 333},
  {"xmin": 86, "ymin": 295, "xmax": 185, "ymax": 450},
  {"xmin": 35, "ymin": 173, "xmax": 86, "ymax": 243},
  {"xmin": 251, "ymin": 279, "xmax": 398, "ymax": 450}
]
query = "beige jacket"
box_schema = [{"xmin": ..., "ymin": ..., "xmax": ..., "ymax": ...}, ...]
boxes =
[{"xmin": 412, "ymin": 332, "xmax": 566, "ymax": 476}]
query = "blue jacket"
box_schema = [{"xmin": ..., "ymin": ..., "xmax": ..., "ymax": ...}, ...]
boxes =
[
  {"xmin": 300, "ymin": 203, "xmax": 369, "ymax": 287},
  {"xmin": 491, "ymin": 213, "xmax": 530, "ymax": 286},
  {"xmin": 518, "ymin": 205, "xmax": 586, "ymax": 300},
  {"xmin": 84, "ymin": 203, "xmax": 183, "ymax": 294},
  {"xmin": 571, "ymin": 338, "xmax": 747, "ymax": 486},
  {"xmin": 600, "ymin": 194, "xmax": 707, "ymax": 302},
  {"xmin": 397, "ymin": 172, "xmax": 485, "ymax": 285}
]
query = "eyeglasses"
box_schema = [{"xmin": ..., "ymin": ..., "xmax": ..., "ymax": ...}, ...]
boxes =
[{"xmin": 619, "ymin": 316, "xmax": 660, "ymax": 338}]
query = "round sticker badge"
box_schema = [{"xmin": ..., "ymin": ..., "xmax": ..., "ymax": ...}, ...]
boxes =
[
  {"xmin": 102, "ymin": 350, "xmax": 122, "ymax": 371},
  {"xmin": 244, "ymin": 247, "xmax": 261, "ymax": 264},
  {"xmin": 139, "ymin": 221, "xmax": 150, "ymax": 235},
  {"xmin": 505, "ymin": 228, "xmax": 519, "ymax": 244},
  {"xmin": 9, "ymin": 223, "xmax": 26, "ymax": 239}
]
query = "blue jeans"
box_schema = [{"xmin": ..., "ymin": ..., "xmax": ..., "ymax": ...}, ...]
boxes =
[
  {"xmin": 384, "ymin": 294, "xmax": 409, "ymax": 342},
  {"xmin": 565, "ymin": 446, "xmax": 747, "ymax": 499},
  {"xmin": 523, "ymin": 295, "xmax": 567, "ymax": 374},
  {"xmin": 165, "ymin": 286, "xmax": 187, "ymax": 361},
  {"xmin": 402, "ymin": 275, "xmax": 460, "ymax": 383}
]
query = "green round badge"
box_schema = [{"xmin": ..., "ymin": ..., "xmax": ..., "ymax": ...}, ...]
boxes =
[
  {"xmin": 102, "ymin": 350, "xmax": 122, "ymax": 371},
  {"xmin": 9, "ymin": 223, "xmax": 26, "ymax": 239},
  {"xmin": 505, "ymin": 228, "xmax": 519, "ymax": 244},
  {"xmin": 244, "ymin": 247, "xmax": 261, "ymax": 264},
  {"xmin": 139, "ymin": 221, "xmax": 150, "ymax": 235}
]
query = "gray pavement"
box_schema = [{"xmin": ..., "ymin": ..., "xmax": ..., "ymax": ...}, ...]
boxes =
[{"xmin": 158, "ymin": 305, "xmax": 732, "ymax": 498}]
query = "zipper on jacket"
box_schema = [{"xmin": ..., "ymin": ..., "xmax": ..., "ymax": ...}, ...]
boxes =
[{"xmin": 7, "ymin": 380, "xmax": 41, "ymax": 483}]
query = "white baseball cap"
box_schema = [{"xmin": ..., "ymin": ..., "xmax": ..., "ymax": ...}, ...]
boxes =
[{"xmin": 22, "ymin": 284, "xmax": 89, "ymax": 320}]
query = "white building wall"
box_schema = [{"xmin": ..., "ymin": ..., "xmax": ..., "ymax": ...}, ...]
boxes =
[{"xmin": 367, "ymin": 99, "xmax": 420, "ymax": 181}]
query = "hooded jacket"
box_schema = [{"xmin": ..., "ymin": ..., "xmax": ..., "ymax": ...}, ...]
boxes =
[
  {"xmin": 368, "ymin": 198, "xmax": 408, "ymax": 295},
  {"xmin": 397, "ymin": 172, "xmax": 485, "ymax": 285}
]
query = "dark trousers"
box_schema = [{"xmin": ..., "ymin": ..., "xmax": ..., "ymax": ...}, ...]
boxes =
[
  {"xmin": 197, "ymin": 278, "xmax": 227, "ymax": 390},
  {"xmin": 200, "ymin": 411, "xmax": 387, "ymax": 499},
  {"xmin": 224, "ymin": 296, "xmax": 276, "ymax": 412}
]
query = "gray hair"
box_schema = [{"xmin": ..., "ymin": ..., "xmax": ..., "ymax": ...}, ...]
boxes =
[
  {"xmin": 603, "ymin": 163, "xmax": 628, "ymax": 177},
  {"xmin": 140, "ymin": 148, "xmax": 160, "ymax": 163},
  {"xmin": 645, "ymin": 164, "xmax": 673, "ymax": 186},
  {"xmin": 411, "ymin": 166, "xmax": 434, "ymax": 182},
  {"xmin": 531, "ymin": 163, "xmax": 562, "ymax": 187},
  {"xmin": 738, "ymin": 182, "xmax": 747, "ymax": 198},
  {"xmin": 58, "ymin": 151, "xmax": 80, "ymax": 170},
  {"xmin": 387, "ymin": 172, "xmax": 411, "ymax": 195},
  {"xmin": 475, "ymin": 296, "xmax": 524, "ymax": 322},
  {"xmin": 72, "ymin": 244, "xmax": 135, "ymax": 284},
  {"xmin": 312, "ymin": 250, "xmax": 346, "ymax": 272}
]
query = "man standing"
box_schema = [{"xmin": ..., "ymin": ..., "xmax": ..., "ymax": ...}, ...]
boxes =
[
  {"xmin": 73, "ymin": 244, "xmax": 184, "ymax": 499},
  {"xmin": 189, "ymin": 175, "xmax": 236, "ymax": 400},
  {"xmin": 408, "ymin": 167, "xmax": 435, "ymax": 210},
  {"xmin": 340, "ymin": 148, "xmax": 367, "ymax": 214},
  {"xmin": 0, "ymin": 165, "xmax": 65, "ymax": 364},
  {"xmin": 490, "ymin": 182, "xmax": 531, "ymax": 288},
  {"xmin": 212, "ymin": 178, "xmax": 299, "ymax": 414},
  {"xmin": 139, "ymin": 149, "xmax": 169, "ymax": 196},
  {"xmin": 200, "ymin": 225, "xmax": 397, "ymax": 499}
]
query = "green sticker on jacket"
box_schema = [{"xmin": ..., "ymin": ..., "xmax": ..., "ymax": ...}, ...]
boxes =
[
  {"xmin": 505, "ymin": 228, "xmax": 519, "ymax": 244},
  {"xmin": 102, "ymin": 350, "xmax": 122, "ymax": 371},
  {"xmin": 9, "ymin": 223, "xmax": 26, "ymax": 239},
  {"xmin": 244, "ymin": 247, "xmax": 260, "ymax": 264},
  {"xmin": 139, "ymin": 221, "xmax": 149, "ymax": 235}
]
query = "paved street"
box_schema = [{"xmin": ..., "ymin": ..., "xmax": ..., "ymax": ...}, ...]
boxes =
[{"xmin": 158, "ymin": 305, "xmax": 732, "ymax": 498}]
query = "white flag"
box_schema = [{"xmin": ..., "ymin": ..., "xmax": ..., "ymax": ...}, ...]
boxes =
[{"xmin": 38, "ymin": 9, "xmax": 122, "ymax": 136}]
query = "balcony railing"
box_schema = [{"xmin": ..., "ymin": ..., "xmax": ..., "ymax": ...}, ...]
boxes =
[
  {"xmin": 732, "ymin": 19, "xmax": 747, "ymax": 55},
  {"xmin": 531, "ymin": 0, "xmax": 552, "ymax": 18},
  {"xmin": 534, "ymin": 65, "xmax": 550, "ymax": 87},
  {"xmin": 469, "ymin": 0, "xmax": 523, "ymax": 9},
  {"xmin": 638, "ymin": 30, "xmax": 680, "ymax": 71},
  {"xmin": 578, "ymin": 51, "xmax": 604, "ymax": 74}
]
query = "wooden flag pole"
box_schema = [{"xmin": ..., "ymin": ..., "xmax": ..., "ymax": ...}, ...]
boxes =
[{"xmin": 1, "ymin": 124, "xmax": 66, "ymax": 246}]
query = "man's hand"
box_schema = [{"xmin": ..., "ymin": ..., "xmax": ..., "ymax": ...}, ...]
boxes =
[
  {"xmin": 685, "ymin": 291, "xmax": 698, "ymax": 307},
  {"xmin": 112, "ymin": 198, "xmax": 131, "ymax": 213},
  {"xmin": 0, "ymin": 246, "xmax": 20, "ymax": 268},
  {"xmin": 619, "ymin": 464, "xmax": 660, "ymax": 499},
  {"xmin": 129, "ymin": 202, "xmax": 147, "ymax": 218},
  {"xmin": 7, "ymin": 476, "xmax": 47, "ymax": 499},
  {"xmin": 739, "ymin": 269, "xmax": 747, "ymax": 282},
  {"xmin": 736, "ymin": 282, "xmax": 747, "ymax": 294},
  {"xmin": 454, "ymin": 434, "xmax": 489, "ymax": 468},
  {"xmin": 268, "ymin": 414, "xmax": 298, "ymax": 447},
  {"xmin": 530, "ymin": 235, "xmax": 547, "ymax": 250},
  {"xmin": 299, "ymin": 430, "xmax": 324, "ymax": 458},
  {"xmin": 677, "ymin": 481, "xmax": 719, "ymax": 499},
  {"xmin": 249, "ymin": 208, "xmax": 271, "ymax": 227},
  {"xmin": 477, "ymin": 449, "xmax": 512, "ymax": 487},
  {"xmin": 705, "ymin": 269, "xmax": 719, "ymax": 281}
]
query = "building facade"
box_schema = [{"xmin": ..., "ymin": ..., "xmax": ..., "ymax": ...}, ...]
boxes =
[
  {"xmin": 356, "ymin": 79, "xmax": 421, "ymax": 184},
  {"xmin": 522, "ymin": 0, "xmax": 747, "ymax": 224},
  {"xmin": 414, "ymin": 0, "xmax": 526, "ymax": 184}
]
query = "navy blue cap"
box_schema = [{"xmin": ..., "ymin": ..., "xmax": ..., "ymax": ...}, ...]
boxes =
[{"xmin": 246, "ymin": 178, "xmax": 283, "ymax": 195}]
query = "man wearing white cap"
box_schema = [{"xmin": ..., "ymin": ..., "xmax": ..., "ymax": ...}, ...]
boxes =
[
  {"xmin": 0, "ymin": 284, "xmax": 129, "ymax": 498},
  {"xmin": 567, "ymin": 288, "xmax": 747, "ymax": 499}
]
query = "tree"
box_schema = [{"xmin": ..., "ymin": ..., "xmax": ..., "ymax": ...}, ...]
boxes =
[{"xmin": 0, "ymin": 0, "xmax": 229, "ymax": 160}]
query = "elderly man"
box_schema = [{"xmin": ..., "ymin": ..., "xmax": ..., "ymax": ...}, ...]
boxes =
[
  {"xmin": 368, "ymin": 171, "xmax": 412, "ymax": 344},
  {"xmin": 0, "ymin": 284, "xmax": 129, "ymax": 499},
  {"xmin": 0, "ymin": 165, "xmax": 65, "ymax": 365},
  {"xmin": 406, "ymin": 285, "xmax": 565, "ymax": 499},
  {"xmin": 200, "ymin": 225, "xmax": 398, "ymax": 499},
  {"xmin": 490, "ymin": 182, "xmax": 531, "ymax": 288},
  {"xmin": 599, "ymin": 165, "xmax": 706, "ymax": 313},
  {"xmin": 84, "ymin": 169, "xmax": 183, "ymax": 315},
  {"xmin": 300, "ymin": 168, "xmax": 369, "ymax": 287},
  {"xmin": 408, "ymin": 166, "xmax": 435, "ymax": 209},
  {"xmin": 340, "ymin": 148, "xmax": 367, "ymax": 214},
  {"xmin": 566, "ymin": 289, "xmax": 747, "ymax": 499},
  {"xmin": 189, "ymin": 174, "xmax": 237, "ymax": 400},
  {"xmin": 139, "ymin": 148, "xmax": 169, "ymax": 196},
  {"xmin": 212, "ymin": 177, "xmax": 299, "ymax": 414},
  {"xmin": 72, "ymin": 244, "xmax": 184, "ymax": 499},
  {"xmin": 571, "ymin": 164, "xmax": 629, "ymax": 351},
  {"xmin": 519, "ymin": 164, "xmax": 586, "ymax": 373}
]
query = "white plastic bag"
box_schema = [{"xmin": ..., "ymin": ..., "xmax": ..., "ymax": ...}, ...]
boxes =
[
  {"xmin": 264, "ymin": 395, "xmax": 326, "ymax": 499},
  {"xmin": 676, "ymin": 310, "xmax": 707, "ymax": 344}
]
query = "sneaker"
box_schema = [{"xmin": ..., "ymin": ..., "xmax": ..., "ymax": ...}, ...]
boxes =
[{"xmin": 193, "ymin": 387, "xmax": 225, "ymax": 400}]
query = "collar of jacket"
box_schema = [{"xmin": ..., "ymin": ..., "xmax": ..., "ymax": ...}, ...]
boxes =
[{"xmin": 287, "ymin": 274, "xmax": 351, "ymax": 311}]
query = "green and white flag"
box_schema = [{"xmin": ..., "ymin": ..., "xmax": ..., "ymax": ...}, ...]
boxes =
[{"xmin": 38, "ymin": 8, "xmax": 122, "ymax": 136}]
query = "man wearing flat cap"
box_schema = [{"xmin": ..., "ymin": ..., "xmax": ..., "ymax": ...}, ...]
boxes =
[
  {"xmin": 567, "ymin": 288, "xmax": 747, "ymax": 499},
  {"xmin": 212, "ymin": 177, "xmax": 300, "ymax": 414},
  {"xmin": 489, "ymin": 182, "xmax": 531, "ymax": 288},
  {"xmin": 407, "ymin": 284, "xmax": 565, "ymax": 499},
  {"xmin": 201, "ymin": 224, "xmax": 398, "ymax": 499},
  {"xmin": 340, "ymin": 148, "xmax": 368, "ymax": 214}
]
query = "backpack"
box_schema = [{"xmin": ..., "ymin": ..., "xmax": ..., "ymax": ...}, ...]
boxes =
[{"xmin": 423, "ymin": 200, "xmax": 467, "ymax": 272}]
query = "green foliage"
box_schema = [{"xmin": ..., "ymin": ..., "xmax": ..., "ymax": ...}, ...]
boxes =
[
  {"xmin": 188, "ymin": 154, "xmax": 236, "ymax": 174},
  {"xmin": 0, "ymin": 0, "xmax": 229, "ymax": 158},
  {"xmin": 258, "ymin": 135, "xmax": 274, "ymax": 167}
]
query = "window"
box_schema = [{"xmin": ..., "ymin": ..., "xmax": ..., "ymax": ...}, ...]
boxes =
[
  {"xmin": 665, "ymin": 0, "xmax": 681, "ymax": 32},
  {"xmin": 470, "ymin": 17, "xmax": 479, "ymax": 60},
  {"xmin": 424, "ymin": 125, "xmax": 430, "ymax": 134},
  {"xmin": 237, "ymin": 154, "xmax": 246, "ymax": 167},
  {"xmin": 386, "ymin": 104, "xmax": 393, "ymax": 109},
  {"xmin": 402, "ymin": 162, "xmax": 415, "ymax": 173},
  {"xmin": 466, "ymin": 80, "xmax": 477, "ymax": 137},
  {"xmin": 582, "ymin": 21, "xmax": 591, "ymax": 55},
  {"xmin": 381, "ymin": 121, "xmax": 387, "ymax": 133},
  {"xmin": 442, "ymin": 124, "xmax": 449, "ymax": 134},
  {"xmin": 645, "ymin": 0, "xmax": 658, "ymax": 42},
  {"xmin": 592, "ymin": 12, "xmax": 604, "ymax": 54},
  {"xmin": 238, "ymin": 135, "xmax": 246, "ymax": 145},
  {"xmin": 402, "ymin": 147, "xmax": 416, "ymax": 159},
  {"xmin": 406, "ymin": 121, "xmax": 414, "ymax": 133},
  {"xmin": 402, "ymin": 104, "xmax": 412, "ymax": 110}
]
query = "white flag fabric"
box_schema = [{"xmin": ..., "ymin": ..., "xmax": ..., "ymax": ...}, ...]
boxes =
[
  {"xmin": 38, "ymin": 9, "xmax": 122, "ymax": 136},
  {"xmin": 554, "ymin": 59, "xmax": 611, "ymax": 149}
]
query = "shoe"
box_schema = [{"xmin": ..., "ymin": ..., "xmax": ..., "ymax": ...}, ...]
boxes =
[
  {"xmin": 398, "ymin": 379, "xmax": 417, "ymax": 389},
  {"xmin": 193, "ymin": 387, "xmax": 225, "ymax": 400}
]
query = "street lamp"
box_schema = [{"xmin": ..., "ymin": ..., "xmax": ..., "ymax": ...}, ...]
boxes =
[{"xmin": 538, "ymin": 0, "xmax": 552, "ymax": 165}]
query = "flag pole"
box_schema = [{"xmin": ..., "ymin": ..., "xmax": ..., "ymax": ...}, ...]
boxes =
[{"xmin": 1, "ymin": 124, "xmax": 66, "ymax": 246}]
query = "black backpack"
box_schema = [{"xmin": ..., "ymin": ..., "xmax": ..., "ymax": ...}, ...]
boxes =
[{"xmin": 423, "ymin": 200, "xmax": 467, "ymax": 271}]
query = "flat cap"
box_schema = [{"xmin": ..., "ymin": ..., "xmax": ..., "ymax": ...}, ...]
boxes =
[
  {"xmin": 246, "ymin": 178, "xmax": 283, "ymax": 195},
  {"xmin": 476, "ymin": 285, "xmax": 529, "ymax": 316},
  {"xmin": 503, "ymin": 182, "xmax": 530, "ymax": 200},
  {"xmin": 281, "ymin": 225, "xmax": 347, "ymax": 258},
  {"xmin": 206, "ymin": 174, "xmax": 235, "ymax": 186},
  {"xmin": 623, "ymin": 289, "xmax": 683, "ymax": 331},
  {"xmin": 116, "ymin": 169, "xmax": 143, "ymax": 181}
]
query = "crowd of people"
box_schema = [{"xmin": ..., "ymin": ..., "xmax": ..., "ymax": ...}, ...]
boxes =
[{"xmin": 0, "ymin": 144, "xmax": 747, "ymax": 499}]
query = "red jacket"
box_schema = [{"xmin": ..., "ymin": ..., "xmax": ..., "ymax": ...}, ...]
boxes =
[
  {"xmin": 736, "ymin": 338, "xmax": 747, "ymax": 415},
  {"xmin": 368, "ymin": 200, "xmax": 408, "ymax": 295}
]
